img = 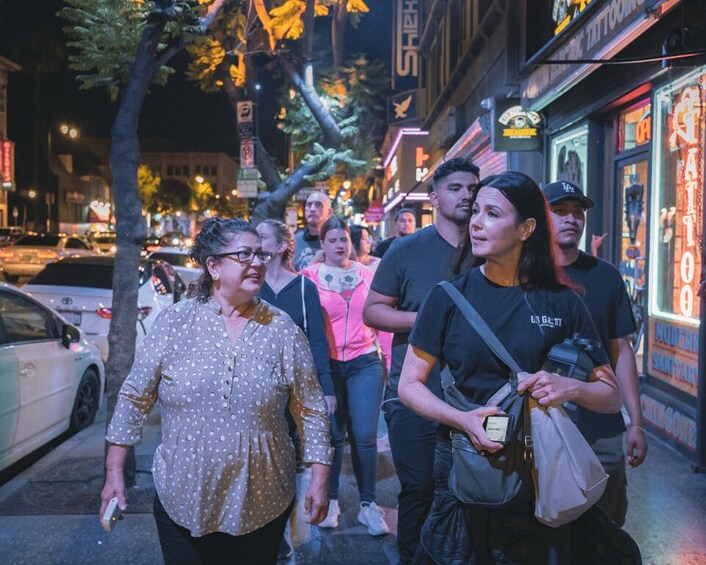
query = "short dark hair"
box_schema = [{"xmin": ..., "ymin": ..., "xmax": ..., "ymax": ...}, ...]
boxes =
[
  {"xmin": 190, "ymin": 217, "xmax": 258, "ymax": 301},
  {"xmin": 430, "ymin": 157, "xmax": 480, "ymax": 193},
  {"xmin": 395, "ymin": 208, "xmax": 415, "ymax": 221}
]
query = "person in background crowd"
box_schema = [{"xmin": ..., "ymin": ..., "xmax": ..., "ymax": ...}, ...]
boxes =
[
  {"xmin": 543, "ymin": 180, "xmax": 647, "ymax": 526},
  {"xmin": 302, "ymin": 217, "xmax": 390, "ymax": 537},
  {"xmin": 373, "ymin": 208, "xmax": 416, "ymax": 258},
  {"xmin": 100, "ymin": 218, "xmax": 332, "ymax": 565},
  {"xmin": 400, "ymin": 172, "xmax": 628, "ymax": 563},
  {"xmin": 363, "ymin": 157, "xmax": 479, "ymax": 563},
  {"xmin": 293, "ymin": 192, "xmax": 333, "ymax": 271},
  {"xmin": 256, "ymin": 218, "xmax": 336, "ymax": 560}
]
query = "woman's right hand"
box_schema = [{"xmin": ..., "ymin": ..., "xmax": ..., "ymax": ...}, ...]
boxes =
[
  {"xmin": 99, "ymin": 468, "xmax": 128, "ymax": 522},
  {"xmin": 456, "ymin": 406, "xmax": 505, "ymax": 454}
]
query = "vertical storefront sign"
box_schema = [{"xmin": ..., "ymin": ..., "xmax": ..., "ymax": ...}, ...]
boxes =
[
  {"xmin": 650, "ymin": 69, "xmax": 704, "ymax": 324},
  {"xmin": 392, "ymin": 0, "xmax": 419, "ymax": 91}
]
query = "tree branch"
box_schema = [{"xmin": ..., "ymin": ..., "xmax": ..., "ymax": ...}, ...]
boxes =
[{"xmin": 199, "ymin": 0, "xmax": 227, "ymax": 30}]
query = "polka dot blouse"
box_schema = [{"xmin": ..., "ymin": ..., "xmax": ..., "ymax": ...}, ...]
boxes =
[{"xmin": 106, "ymin": 297, "xmax": 333, "ymax": 537}]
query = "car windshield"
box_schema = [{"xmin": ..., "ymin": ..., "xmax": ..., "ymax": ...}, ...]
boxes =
[
  {"xmin": 150, "ymin": 252, "xmax": 194, "ymax": 268},
  {"xmin": 29, "ymin": 263, "xmax": 114, "ymax": 288},
  {"xmin": 94, "ymin": 235, "xmax": 116, "ymax": 243},
  {"xmin": 28, "ymin": 262, "xmax": 152, "ymax": 289},
  {"xmin": 15, "ymin": 235, "xmax": 61, "ymax": 247}
]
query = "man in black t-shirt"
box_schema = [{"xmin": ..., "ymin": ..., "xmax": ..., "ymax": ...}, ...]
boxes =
[
  {"xmin": 373, "ymin": 208, "xmax": 416, "ymax": 258},
  {"xmin": 364, "ymin": 158, "xmax": 479, "ymax": 563},
  {"xmin": 543, "ymin": 180, "xmax": 648, "ymax": 526},
  {"xmin": 293, "ymin": 192, "xmax": 333, "ymax": 271}
]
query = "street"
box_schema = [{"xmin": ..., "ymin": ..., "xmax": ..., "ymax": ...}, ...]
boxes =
[{"xmin": 1, "ymin": 401, "xmax": 706, "ymax": 564}]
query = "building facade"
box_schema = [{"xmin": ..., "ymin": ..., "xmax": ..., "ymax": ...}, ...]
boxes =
[{"xmin": 0, "ymin": 55, "xmax": 20, "ymax": 227}]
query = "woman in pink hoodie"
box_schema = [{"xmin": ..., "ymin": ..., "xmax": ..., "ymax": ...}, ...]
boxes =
[{"xmin": 302, "ymin": 216, "xmax": 389, "ymax": 537}]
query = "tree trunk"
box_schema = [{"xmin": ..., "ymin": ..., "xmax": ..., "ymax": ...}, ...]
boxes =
[
  {"xmin": 277, "ymin": 54, "xmax": 343, "ymax": 147},
  {"xmin": 331, "ymin": 3, "xmax": 348, "ymax": 71},
  {"xmin": 105, "ymin": 10, "xmax": 172, "ymax": 487},
  {"xmin": 250, "ymin": 160, "xmax": 320, "ymax": 222},
  {"xmin": 302, "ymin": 0, "xmax": 315, "ymax": 85}
]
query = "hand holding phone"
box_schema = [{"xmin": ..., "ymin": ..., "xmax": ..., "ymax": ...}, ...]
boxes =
[
  {"xmin": 483, "ymin": 414, "xmax": 513, "ymax": 445},
  {"xmin": 101, "ymin": 497, "xmax": 123, "ymax": 532}
]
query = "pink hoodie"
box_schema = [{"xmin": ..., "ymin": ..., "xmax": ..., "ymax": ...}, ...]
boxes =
[{"xmin": 302, "ymin": 262, "xmax": 378, "ymax": 362}]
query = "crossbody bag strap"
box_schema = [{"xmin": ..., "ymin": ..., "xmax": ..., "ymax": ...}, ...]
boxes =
[{"xmin": 300, "ymin": 275, "xmax": 308, "ymax": 336}]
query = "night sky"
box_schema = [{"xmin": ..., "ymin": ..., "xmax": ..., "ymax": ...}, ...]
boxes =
[{"xmin": 0, "ymin": 0, "xmax": 391, "ymax": 192}]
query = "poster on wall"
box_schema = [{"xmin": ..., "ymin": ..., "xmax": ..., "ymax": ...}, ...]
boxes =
[{"xmin": 550, "ymin": 125, "xmax": 588, "ymax": 191}]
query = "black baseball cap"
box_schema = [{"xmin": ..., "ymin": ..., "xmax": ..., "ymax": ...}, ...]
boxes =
[{"xmin": 542, "ymin": 180, "xmax": 595, "ymax": 209}]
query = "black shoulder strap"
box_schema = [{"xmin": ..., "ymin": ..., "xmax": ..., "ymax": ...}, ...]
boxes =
[{"xmin": 439, "ymin": 281, "xmax": 523, "ymax": 381}]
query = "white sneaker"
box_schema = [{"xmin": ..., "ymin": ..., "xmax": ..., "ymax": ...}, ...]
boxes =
[
  {"xmin": 357, "ymin": 501, "xmax": 389, "ymax": 536},
  {"xmin": 318, "ymin": 499, "xmax": 340, "ymax": 529}
]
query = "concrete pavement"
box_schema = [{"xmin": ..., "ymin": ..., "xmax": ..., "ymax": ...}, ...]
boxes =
[{"xmin": 1, "ymin": 402, "xmax": 706, "ymax": 564}]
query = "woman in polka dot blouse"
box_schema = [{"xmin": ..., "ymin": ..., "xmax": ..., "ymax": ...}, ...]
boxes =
[{"xmin": 99, "ymin": 218, "xmax": 333, "ymax": 564}]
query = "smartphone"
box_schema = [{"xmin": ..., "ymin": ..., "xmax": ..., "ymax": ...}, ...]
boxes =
[
  {"xmin": 483, "ymin": 414, "xmax": 513, "ymax": 445},
  {"xmin": 101, "ymin": 497, "xmax": 123, "ymax": 532}
]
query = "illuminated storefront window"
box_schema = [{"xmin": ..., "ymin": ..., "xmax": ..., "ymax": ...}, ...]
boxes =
[
  {"xmin": 650, "ymin": 69, "xmax": 704, "ymax": 325},
  {"xmin": 618, "ymin": 100, "xmax": 651, "ymax": 152}
]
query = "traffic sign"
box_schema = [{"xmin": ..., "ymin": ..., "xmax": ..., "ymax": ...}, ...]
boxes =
[
  {"xmin": 237, "ymin": 101, "xmax": 253, "ymax": 124},
  {"xmin": 237, "ymin": 179, "xmax": 258, "ymax": 197}
]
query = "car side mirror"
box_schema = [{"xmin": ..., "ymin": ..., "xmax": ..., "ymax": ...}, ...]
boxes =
[{"xmin": 61, "ymin": 324, "xmax": 81, "ymax": 349}]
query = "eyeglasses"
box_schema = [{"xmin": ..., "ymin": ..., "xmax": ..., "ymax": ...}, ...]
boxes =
[{"xmin": 213, "ymin": 250, "xmax": 273, "ymax": 265}]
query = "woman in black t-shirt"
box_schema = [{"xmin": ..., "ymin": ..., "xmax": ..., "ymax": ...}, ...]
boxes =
[{"xmin": 398, "ymin": 172, "xmax": 625, "ymax": 564}]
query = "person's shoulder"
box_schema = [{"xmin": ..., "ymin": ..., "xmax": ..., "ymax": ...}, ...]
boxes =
[
  {"xmin": 257, "ymin": 299, "xmax": 299, "ymax": 330},
  {"xmin": 300, "ymin": 263, "xmax": 320, "ymax": 278},
  {"xmin": 387, "ymin": 226, "xmax": 434, "ymax": 253}
]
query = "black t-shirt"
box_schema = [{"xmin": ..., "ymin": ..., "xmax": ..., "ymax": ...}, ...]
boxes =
[
  {"xmin": 370, "ymin": 225, "xmax": 457, "ymax": 393},
  {"xmin": 409, "ymin": 268, "xmax": 609, "ymax": 413},
  {"xmin": 563, "ymin": 251, "xmax": 637, "ymax": 441},
  {"xmin": 372, "ymin": 236, "xmax": 396, "ymax": 258}
]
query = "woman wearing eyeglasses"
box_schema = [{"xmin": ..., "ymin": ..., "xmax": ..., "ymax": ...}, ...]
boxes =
[
  {"xmin": 301, "ymin": 216, "xmax": 389, "ymax": 537},
  {"xmin": 99, "ymin": 217, "xmax": 332, "ymax": 565}
]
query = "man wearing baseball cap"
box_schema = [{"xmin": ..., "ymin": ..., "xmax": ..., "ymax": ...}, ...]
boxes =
[{"xmin": 543, "ymin": 180, "xmax": 647, "ymax": 526}]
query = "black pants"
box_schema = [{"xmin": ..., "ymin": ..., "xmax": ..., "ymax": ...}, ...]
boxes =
[
  {"xmin": 153, "ymin": 495, "xmax": 293, "ymax": 565},
  {"xmin": 383, "ymin": 387, "xmax": 438, "ymax": 564}
]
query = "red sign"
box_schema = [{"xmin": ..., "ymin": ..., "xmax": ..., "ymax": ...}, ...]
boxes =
[
  {"xmin": 364, "ymin": 200, "xmax": 385, "ymax": 224},
  {"xmin": 1, "ymin": 139, "xmax": 14, "ymax": 188}
]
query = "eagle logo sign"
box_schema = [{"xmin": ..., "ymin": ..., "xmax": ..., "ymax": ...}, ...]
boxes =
[{"xmin": 393, "ymin": 94, "xmax": 413, "ymax": 119}]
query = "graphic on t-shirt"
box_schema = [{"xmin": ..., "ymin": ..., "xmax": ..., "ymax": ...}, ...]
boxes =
[{"xmin": 530, "ymin": 314, "xmax": 564, "ymax": 329}]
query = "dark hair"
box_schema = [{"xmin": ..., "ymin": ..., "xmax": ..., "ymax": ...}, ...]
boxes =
[
  {"xmin": 395, "ymin": 208, "xmax": 415, "ymax": 221},
  {"xmin": 190, "ymin": 217, "xmax": 258, "ymax": 301},
  {"xmin": 430, "ymin": 157, "xmax": 480, "ymax": 193},
  {"xmin": 454, "ymin": 172, "xmax": 567, "ymax": 291},
  {"xmin": 259, "ymin": 219, "xmax": 295, "ymax": 272},
  {"xmin": 320, "ymin": 216, "xmax": 350, "ymax": 242},
  {"xmin": 349, "ymin": 224, "xmax": 371, "ymax": 254}
]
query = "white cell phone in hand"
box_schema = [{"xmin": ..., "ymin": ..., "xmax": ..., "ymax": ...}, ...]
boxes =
[{"xmin": 101, "ymin": 497, "xmax": 123, "ymax": 532}]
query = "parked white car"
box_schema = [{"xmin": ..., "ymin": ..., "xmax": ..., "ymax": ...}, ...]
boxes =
[
  {"xmin": 0, "ymin": 283, "xmax": 105, "ymax": 473},
  {"xmin": 0, "ymin": 233, "xmax": 98, "ymax": 282},
  {"xmin": 23, "ymin": 256, "xmax": 185, "ymax": 360},
  {"xmin": 92, "ymin": 232, "xmax": 117, "ymax": 255},
  {"xmin": 147, "ymin": 246, "xmax": 201, "ymax": 287}
]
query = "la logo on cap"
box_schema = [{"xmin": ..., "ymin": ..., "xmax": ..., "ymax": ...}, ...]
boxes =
[{"xmin": 561, "ymin": 182, "xmax": 575, "ymax": 193}]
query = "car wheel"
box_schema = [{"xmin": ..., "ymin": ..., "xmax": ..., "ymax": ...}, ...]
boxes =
[{"xmin": 70, "ymin": 369, "xmax": 100, "ymax": 432}]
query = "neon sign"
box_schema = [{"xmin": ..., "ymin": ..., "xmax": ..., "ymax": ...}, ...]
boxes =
[{"xmin": 668, "ymin": 86, "xmax": 702, "ymax": 318}]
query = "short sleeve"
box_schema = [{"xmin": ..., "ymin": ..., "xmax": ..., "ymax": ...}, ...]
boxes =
[
  {"xmin": 610, "ymin": 277, "xmax": 637, "ymax": 340},
  {"xmin": 408, "ymin": 284, "xmax": 453, "ymax": 360},
  {"xmin": 569, "ymin": 292, "xmax": 611, "ymax": 368},
  {"xmin": 370, "ymin": 242, "xmax": 403, "ymax": 298}
]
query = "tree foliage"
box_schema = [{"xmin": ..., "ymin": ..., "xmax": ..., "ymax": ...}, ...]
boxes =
[{"xmin": 137, "ymin": 164, "xmax": 160, "ymax": 211}]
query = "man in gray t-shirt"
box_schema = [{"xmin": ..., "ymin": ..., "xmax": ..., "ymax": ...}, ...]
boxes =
[
  {"xmin": 364, "ymin": 158, "xmax": 478, "ymax": 564},
  {"xmin": 293, "ymin": 192, "xmax": 332, "ymax": 271}
]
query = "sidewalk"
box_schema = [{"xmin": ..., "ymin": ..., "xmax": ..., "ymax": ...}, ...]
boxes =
[{"xmin": 1, "ymin": 402, "xmax": 706, "ymax": 564}]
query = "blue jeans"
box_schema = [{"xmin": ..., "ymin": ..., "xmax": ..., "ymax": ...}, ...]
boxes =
[{"xmin": 329, "ymin": 351, "xmax": 384, "ymax": 502}]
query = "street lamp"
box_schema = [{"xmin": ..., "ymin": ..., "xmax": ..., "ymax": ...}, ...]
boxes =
[
  {"xmin": 195, "ymin": 175, "xmax": 204, "ymax": 184},
  {"xmin": 47, "ymin": 123, "xmax": 80, "ymax": 232}
]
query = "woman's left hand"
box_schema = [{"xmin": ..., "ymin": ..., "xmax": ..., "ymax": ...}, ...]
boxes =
[
  {"xmin": 518, "ymin": 370, "xmax": 578, "ymax": 407},
  {"xmin": 304, "ymin": 463, "xmax": 331, "ymax": 524},
  {"xmin": 324, "ymin": 395, "xmax": 337, "ymax": 416}
]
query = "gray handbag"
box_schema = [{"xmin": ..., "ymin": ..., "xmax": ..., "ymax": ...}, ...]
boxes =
[{"xmin": 438, "ymin": 281, "xmax": 608, "ymax": 526}]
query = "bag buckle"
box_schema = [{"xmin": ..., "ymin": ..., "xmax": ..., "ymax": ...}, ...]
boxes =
[{"xmin": 524, "ymin": 435, "xmax": 533, "ymax": 449}]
